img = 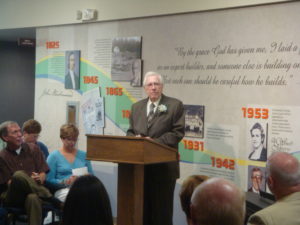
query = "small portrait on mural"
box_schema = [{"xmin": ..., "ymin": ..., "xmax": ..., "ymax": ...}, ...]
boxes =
[
  {"xmin": 184, "ymin": 105, "xmax": 205, "ymax": 138},
  {"xmin": 65, "ymin": 50, "xmax": 80, "ymax": 90},
  {"xmin": 248, "ymin": 166, "xmax": 266, "ymax": 194},
  {"xmin": 248, "ymin": 122, "xmax": 268, "ymax": 162},
  {"xmin": 130, "ymin": 59, "xmax": 142, "ymax": 87},
  {"xmin": 111, "ymin": 36, "xmax": 142, "ymax": 81}
]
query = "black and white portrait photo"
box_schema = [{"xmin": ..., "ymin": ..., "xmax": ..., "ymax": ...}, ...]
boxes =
[
  {"xmin": 248, "ymin": 122, "xmax": 268, "ymax": 162},
  {"xmin": 111, "ymin": 36, "xmax": 142, "ymax": 81}
]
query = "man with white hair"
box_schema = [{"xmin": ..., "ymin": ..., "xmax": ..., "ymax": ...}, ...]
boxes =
[
  {"xmin": 127, "ymin": 71, "xmax": 185, "ymax": 225},
  {"xmin": 248, "ymin": 152, "xmax": 300, "ymax": 225},
  {"xmin": 190, "ymin": 177, "xmax": 245, "ymax": 225}
]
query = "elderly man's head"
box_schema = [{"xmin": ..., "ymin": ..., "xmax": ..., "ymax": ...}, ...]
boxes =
[
  {"xmin": 143, "ymin": 71, "xmax": 164, "ymax": 102},
  {"xmin": 179, "ymin": 175, "xmax": 209, "ymax": 225},
  {"xmin": 190, "ymin": 177, "xmax": 245, "ymax": 225},
  {"xmin": 266, "ymin": 152, "xmax": 300, "ymax": 199},
  {"xmin": 0, "ymin": 121, "xmax": 23, "ymax": 150}
]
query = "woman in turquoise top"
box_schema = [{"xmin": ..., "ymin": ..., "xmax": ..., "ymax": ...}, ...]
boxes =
[{"xmin": 46, "ymin": 123, "xmax": 93, "ymax": 202}]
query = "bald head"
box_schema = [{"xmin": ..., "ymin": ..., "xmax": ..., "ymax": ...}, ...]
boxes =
[
  {"xmin": 190, "ymin": 178, "xmax": 245, "ymax": 225},
  {"xmin": 266, "ymin": 152, "xmax": 300, "ymax": 198}
]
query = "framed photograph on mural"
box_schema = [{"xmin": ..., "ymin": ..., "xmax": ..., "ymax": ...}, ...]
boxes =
[
  {"xmin": 111, "ymin": 36, "xmax": 142, "ymax": 82},
  {"xmin": 247, "ymin": 165, "xmax": 266, "ymax": 194},
  {"xmin": 65, "ymin": 50, "xmax": 80, "ymax": 90},
  {"xmin": 184, "ymin": 105, "xmax": 205, "ymax": 138},
  {"xmin": 130, "ymin": 59, "xmax": 142, "ymax": 87},
  {"xmin": 248, "ymin": 122, "xmax": 268, "ymax": 162}
]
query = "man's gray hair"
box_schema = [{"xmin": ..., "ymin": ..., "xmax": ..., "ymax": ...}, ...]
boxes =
[
  {"xmin": 143, "ymin": 71, "xmax": 164, "ymax": 86},
  {"xmin": 0, "ymin": 121, "xmax": 18, "ymax": 141},
  {"xmin": 266, "ymin": 152, "xmax": 300, "ymax": 186}
]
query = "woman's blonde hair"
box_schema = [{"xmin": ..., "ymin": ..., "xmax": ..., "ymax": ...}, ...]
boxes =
[{"xmin": 60, "ymin": 124, "xmax": 79, "ymax": 139}]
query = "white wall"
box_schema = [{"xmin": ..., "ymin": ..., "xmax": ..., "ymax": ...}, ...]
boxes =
[{"xmin": 0, "ymin": 0, "xmax": 292, "ymax": 29}]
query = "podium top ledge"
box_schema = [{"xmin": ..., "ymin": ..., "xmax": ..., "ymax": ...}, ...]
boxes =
[{"xmin": 86, "ymin": 134, "xmax": 177, "ymax": 152}]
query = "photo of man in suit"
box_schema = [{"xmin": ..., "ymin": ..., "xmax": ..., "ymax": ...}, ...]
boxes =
[
  {"xmin": 127, "ymin": 71, "xmax": 185, "ymax": 225},
  {"xmin": 248, "ymin": 167, "xmax": 265, "ymax": 194},
  {"xmin": 65, "ymin": 50, "xmax": 80, "ymax": 90}
]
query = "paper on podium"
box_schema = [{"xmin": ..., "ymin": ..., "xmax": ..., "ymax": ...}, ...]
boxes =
[{"xmin": 72, "ymin": 167, "xmax": 88, "ymax": 176}]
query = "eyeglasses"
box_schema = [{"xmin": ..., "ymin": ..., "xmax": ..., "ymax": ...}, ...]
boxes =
[{"xmin": 145, "ymin": 82, "xmax": 161, "ymax": 87}]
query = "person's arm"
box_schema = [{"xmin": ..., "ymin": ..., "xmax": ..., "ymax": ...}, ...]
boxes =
[
  {"xmin": 0, "ymin": 157, "xmax": 12, "ymax": 185},
  {"xmin": 46, "ymin": 152, "xmax": 63, "ymax": 184},
  {"xmin": 153, "ymin": 101, "xmax": 185, "ymax": 148},
  {"xmin": 86, "ymin": 160, "xmax": 94, "ymax": 175},
  {"xmin": 31, "ymin": 171, "xmax": 46, "ymax": 184},
  {"xmin": 127, "ymin": 104, "xmax": 137, "ymax": 136}
]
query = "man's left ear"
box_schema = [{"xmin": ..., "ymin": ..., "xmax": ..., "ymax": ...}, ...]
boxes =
[
  {"xmin": 2, "ymin": 136, "xmax": 8, "ymax": 142},
  {"xmin": 267, "ymin": 176, "xmax": 274, "ymax": 190}
]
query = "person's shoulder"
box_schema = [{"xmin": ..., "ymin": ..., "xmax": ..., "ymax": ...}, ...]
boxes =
[
  {"xmin": 47, "ymin": 149, "xmax": 60, "ymax": 158},
  {"xmin": 23, "ymin": 143, "xmax": 45, "ymax": 159},
  {"xmin": 132, "ymin": 98, "xmax": 148, "ymax": 108},
  {"xmin": 37, "ymin": 141, "xmax": 47, "ymax": 148},
  {"xmin": 248, "ymin": 211, "xmax": 268, "ymax": 225},
  {"xmin": 161, "ymin": 94, "xmax": 182, "ymax": 104},
  {"xmin": 134, "ymin": 98, "xmax": 148, "ymax": 105},
  {"xmin": 24, "ymin": 142, "xmax": 38, "ymax": 152},
  {"xmin": 76, "ymin": 150, "xmax": 87, "ymax": 157},
  {"xmin": 0, "ymin": 148, "xmax": 6, "ymax": 157},
  {"xmin": 253, "ymin": 200, "xmax": 281, "ymax": 217},
  {"xmin": 248, "ymin": 202, "xmax": 279, "ymax": 225}
]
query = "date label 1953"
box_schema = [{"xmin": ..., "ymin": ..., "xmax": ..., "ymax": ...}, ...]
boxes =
[{"xmin": 242, "ymin": 107, "xmax": 269, "ymax": 119}]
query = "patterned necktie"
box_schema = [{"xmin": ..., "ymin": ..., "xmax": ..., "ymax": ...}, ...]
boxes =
[{"xmin": 148, "ymin": 103, "xmax": 155, "ymax": 124}]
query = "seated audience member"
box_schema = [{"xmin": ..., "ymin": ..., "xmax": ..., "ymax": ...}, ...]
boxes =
[
  {"xmin": 0, "ymin": 121, "xmax": 60, "ymax": 225},
  {"xmin": 190, "ymin": 177, "xmax": 245, "ymax": 225},
  {"xmin": 22, "ymin": 119, "xmax": 49, "ymax": 158},
  {"xmin": 179, "ymin": 175, "xmax": 209, "ymax": 225},
  {"xmin": 62, "ymin": 174, "xmax": 113, "ymax": 225},
  {"xmin": 46, "ymin": 124, "xmax": 93, "ymax": 202},
  {"xmin": 248, "ymin": 152, "xmax": 300, "ymax": 225},
  {"xmin": 248, "ymin": 167, "xmax": 263, "ymax": 194}
]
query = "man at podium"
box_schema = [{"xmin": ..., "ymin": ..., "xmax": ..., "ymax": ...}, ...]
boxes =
[{"xmin": 127, "ymin": 71, "xmax": 185, "ymax": 225}]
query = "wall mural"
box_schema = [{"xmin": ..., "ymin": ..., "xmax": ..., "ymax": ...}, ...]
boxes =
[{"xmin": 35, "ymin": 2, "xmax": 300, "ymax": 191}]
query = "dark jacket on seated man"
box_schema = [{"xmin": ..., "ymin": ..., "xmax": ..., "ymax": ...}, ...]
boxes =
[{"xmin": 0, "ymin": 121, "xmax": 59, "ymax": 225}]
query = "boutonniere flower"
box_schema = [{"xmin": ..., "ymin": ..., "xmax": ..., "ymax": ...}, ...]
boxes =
[{"xmin": 158, "ymin": 104, "xmax": 167, "ymax": 113}]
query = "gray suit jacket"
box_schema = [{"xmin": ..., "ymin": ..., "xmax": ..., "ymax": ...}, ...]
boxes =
[{"xmin": 127, "ymin": 94, "xmax": 185, "ymax": 179}]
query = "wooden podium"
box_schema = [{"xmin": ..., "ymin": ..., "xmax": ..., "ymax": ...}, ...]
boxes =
[{"xmin": 86, "ymin": 135, "xmax": 178, "ymax": 225}]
